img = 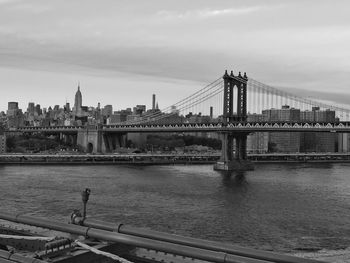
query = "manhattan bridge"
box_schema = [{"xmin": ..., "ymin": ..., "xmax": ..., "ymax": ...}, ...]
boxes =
[{"xmin": 14, "ymin": 70, "xmax": 350, "ymax": 170}]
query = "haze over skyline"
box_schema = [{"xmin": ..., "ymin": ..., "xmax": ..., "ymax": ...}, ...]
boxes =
[{"xmin": 1, "ymin": 0, "xmax": 350, "ymax": 111}]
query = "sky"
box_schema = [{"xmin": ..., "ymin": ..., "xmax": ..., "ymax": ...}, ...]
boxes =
[{"xmin": 1, "ymin": 0, "xmax": 350, "ymax": 112}]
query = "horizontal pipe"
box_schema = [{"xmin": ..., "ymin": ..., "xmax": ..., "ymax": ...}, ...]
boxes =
[
  {"xmin": 81, "ymin": 218, "xmax": 325, "ymax": 263},
  {"xmin": 0, "ymin": 212, "xmax": 270, "ymax": 263}
]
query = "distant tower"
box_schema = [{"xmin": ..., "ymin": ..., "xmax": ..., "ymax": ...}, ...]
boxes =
[
  {"xmin": 74, "ymin": 84, "xmax": 82, "ymax": 116},
  {"xmin": 152, "ymin": 94, "xmax": 156, "ymax": 110}
]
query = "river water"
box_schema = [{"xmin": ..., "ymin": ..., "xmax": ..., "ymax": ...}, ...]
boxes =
[{"xmin": 0, "ymin": 163, "xmax": 349, "ymax": 257}]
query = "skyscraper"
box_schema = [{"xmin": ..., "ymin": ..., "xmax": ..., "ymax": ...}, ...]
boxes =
[
  {"xmin": 74, "ymin": 85, "xmax": 82, "ymax": 116},
  {"xmin": 152, "ymin": 94, "xmax": 156, "ymax": 110},
  {"xmin": 103, "ymin": 105, "xmax": 113, "ymax": 117},
  {"xmin": 27, "ymin": 102, "xmax": 35, "ymax": 115},
  {"xmin": 7, "ymin": 102, "xmax": 18, "ymax": 117}
]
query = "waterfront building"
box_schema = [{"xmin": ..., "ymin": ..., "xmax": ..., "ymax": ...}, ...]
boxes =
[
  {"xmin": 187, "ymin": 113, "xmax": 211, "ymax": 124},
  {"xmin": 338, "ymin": 133, "xmax": 350, "ymax": 152},
  {"xmin": 300, "ymin": 107, "xmax": 336, "ymax": 152},
  {"xmin": 262, "ymin": 105, "xmax": 300, "ymax": 122},
  {"xmin": 300, "ymin": 107, "xmax": 336, "ymax": 123},
  {"xmin": 247, "ymin": 114, "xmax": 268, "ymax": 153},
  {"xmin": 0, "ymin": 128, "xmax": 6, "ymax": 153},
  {"xmin": 263, "ymin": 105, "xmax": 300, "ymax": 152}
]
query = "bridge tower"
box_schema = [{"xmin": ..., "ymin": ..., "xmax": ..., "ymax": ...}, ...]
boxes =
[{"xmin": 214, "ymin": 70, "xmax": 253, "ymax": 171}]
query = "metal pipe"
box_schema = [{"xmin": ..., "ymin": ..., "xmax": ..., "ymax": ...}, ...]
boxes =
[
  {"xmin": 81, "ymin": 188, "xmax": 90, "ymax": 219},
  {"xmin": 0, "ymin": 212, "xmax": 270, "ymax": 263},
  {"xmin": 81, "ymin": 218, "xmax": 325, "ymax": 263}
]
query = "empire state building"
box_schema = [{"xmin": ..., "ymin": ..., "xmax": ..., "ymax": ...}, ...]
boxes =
[{"xmin": 74, "ymin": 85, "xmax": 82, "ymax": 117}]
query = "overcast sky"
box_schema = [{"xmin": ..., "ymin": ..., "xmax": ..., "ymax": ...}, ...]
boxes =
[{"xmin": 1, "ymin": 0, "xmax": 350, "ymax": 111}]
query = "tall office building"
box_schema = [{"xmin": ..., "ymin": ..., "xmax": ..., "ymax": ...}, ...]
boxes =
[
  {"xmin": 133, "ymin": 105, "xmax": 146, "ymax": 115},
  {"xmin": 103, "ymin": 105, "xmax": 113, "ymax": 117},
  {"xmin": 74, "ymin": 85, "xmax": 83, "ymax": 116},
  {"xmin": 27, "ymin": 102, "xmax": 35, "ymax": 115},
  {"xmin": 7, "ymin": 102, "xmax": 19, "ymax": 117},
  {"xmin": 64, "ymin": 103, "xmax": 70, "ymax": 113},
  {"xmin": 152, "ymin": 94, "xmax": 156, "ymax": 110},
  {"xmin": 35, "ymin": 104, "xmax": 42, "ymax": 116},
  {"xmin": 6, "ymin": 102, "xmax": 23, "ymax": 128}
]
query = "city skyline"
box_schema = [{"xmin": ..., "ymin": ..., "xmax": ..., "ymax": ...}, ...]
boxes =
[
  {"xmin": 1, "ymin": 85, "xmax": 160, "ymax": 114},
  {"xmin": 1, "ymin": 0, "xmax": 350, "ymax": 111}
]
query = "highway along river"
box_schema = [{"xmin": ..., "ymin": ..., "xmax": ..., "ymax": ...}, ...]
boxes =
[{"xmin": 0, "ymin": 163, "xmax": 349, "ymax": 257}]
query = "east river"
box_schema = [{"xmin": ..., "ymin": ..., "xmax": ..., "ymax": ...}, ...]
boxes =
[{"xmin": 0, "ymin": 163, "xmax": 350, "ymax": 260}]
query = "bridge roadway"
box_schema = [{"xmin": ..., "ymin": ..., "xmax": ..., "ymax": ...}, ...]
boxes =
[{"xmin": 9, "ymin": 121, "xmax": 350, "ymax": 133}]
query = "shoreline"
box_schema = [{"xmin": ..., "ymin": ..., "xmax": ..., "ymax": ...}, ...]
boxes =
[
  {"xmin": 1, "ymin": 158, "xmax": 350, "ymax": 165},
  {"xmin": 1, "ymin": 153, "xmax": 350, "ymax": 165}
]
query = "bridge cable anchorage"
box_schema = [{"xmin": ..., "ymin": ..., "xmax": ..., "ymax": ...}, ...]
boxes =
[{"xmin": 74, "ymin": 239, "xmax": 134, "ymax": 263}]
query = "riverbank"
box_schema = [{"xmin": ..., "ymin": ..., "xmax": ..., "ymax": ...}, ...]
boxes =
[
  {"xmin": 0, "ymin": 153, "xmax": 220, "ymax": 165},
  {"xmin": 2, "ymin": 153, "xmax": 350, "ymax": 164}
]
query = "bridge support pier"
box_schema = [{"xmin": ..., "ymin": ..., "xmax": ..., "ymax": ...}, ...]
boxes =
[
  {"xmin": 214, "ymin": 132, "xmax": 253, "ymax": 171},
  {"xmin": 77, "ymin": 125, "xmax": 105, "ymax": 153},
  {"xmin": 103, "ymin": 133, "xmax": 127, "ymax": 152}
]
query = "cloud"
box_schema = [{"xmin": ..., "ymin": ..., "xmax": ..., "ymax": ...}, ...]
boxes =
[{"xmin": 157, "ymin": 6, "xmax": 262, "ymax": 20}]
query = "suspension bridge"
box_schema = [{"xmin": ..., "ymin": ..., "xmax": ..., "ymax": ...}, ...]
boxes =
[{"xmin": 10, "ymin": 70, "xmax": 350, "ymax": 170}]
